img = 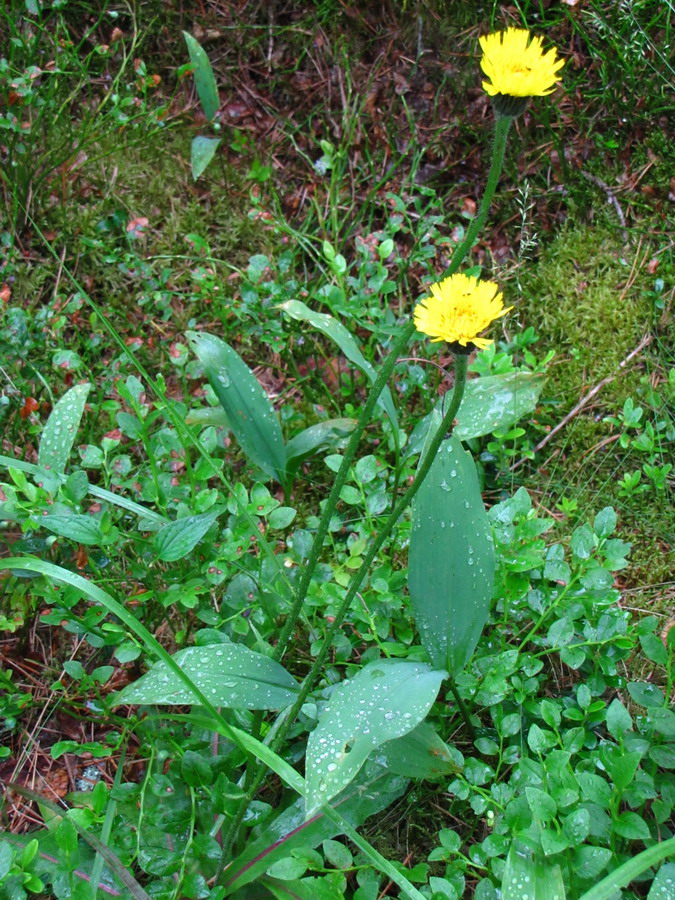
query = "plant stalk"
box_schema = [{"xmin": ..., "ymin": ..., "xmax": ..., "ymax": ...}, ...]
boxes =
[
  {"xmin": 272, "ymin": 113, "xmax": 512, "ymax": 669},
  {"xmin": 221, "ymin": 356, "xmax": 468, "ymax": 862},
  {"xmin": 220, "ymin": 113, "xmax": 512, "ymax": 868}
]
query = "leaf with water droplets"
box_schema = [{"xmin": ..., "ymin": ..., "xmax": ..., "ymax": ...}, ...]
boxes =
[
  {"xmin": 186, "ymin": 331, "xmax": 287, "ymax": 487},
  {"xmin": 305, "ymin": 660, "xmax": 445, "ymax": 816},
  {"xmin": 409, "ymin": 373, "xmax": 544, "ymax": 454},
  {"xmin": 502, "ymin": 841, "xmax": 566, "ymax": 900},
  {"xmin": 37, "ymin": 383, "xmax": 91, "ymax": 474},
  {"xmin": 408, "ymin": 434, "xmax": 495, "ymax": 675},
  {"xmin": 112, "ymin": 643, "xmax": 300, "ymax": 709},
  {"xmin": 648, "ymin": 864, "xmax": 675, "ymax": 899}
]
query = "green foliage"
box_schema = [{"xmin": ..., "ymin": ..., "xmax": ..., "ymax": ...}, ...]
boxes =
[{"xmin": 1, "ymin": 4, "xmax": 674, "ymax": 900}]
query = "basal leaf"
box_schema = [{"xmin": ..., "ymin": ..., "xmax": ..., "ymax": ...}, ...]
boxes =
[
  {"xmin": 186, "ymin": 331, "xmax": 287, "ymax": 486},
  {"xmin": 408, "ymin": 434, "xmax": 495, "ymax": 675},
  {"xmin": 113, "ymin": 643, "xmax": 300, "ymax": 710},
  {"xmin": 305, "ymin": 660, "xmax": 445, "ymax": 816},
  {"xmin": 37, "ymin": 382, "xmax": 90, "ymax": 474},
  {"xmin": 502, "ymin": 841, "xmax": 566, "ymax": 900},
  {"xmin": 455, "ymin": 372, "xmax": 545, "ymax": 440}
]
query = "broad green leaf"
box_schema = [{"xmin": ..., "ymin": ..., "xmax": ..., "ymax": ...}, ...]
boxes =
[
  {"xmin": 191, "ymin": 135, "xmax": 222, "ymax": 180},
  {"xmin": 112, "ymin": 643, "xmax": 300, "ymax": 709},
  {"xmin": 277, "ymin": 300, "xmax": 398, "ymax": 428},
  {"xmin": 408, "ymin": 434, "xmax": 495, "ymax": 675},
  {"xmin": 37, "ymin": 382, "xmax": 90, "ymax": 473},
  {"xmin": 408, "ymin": 373, "xmax": 544, "ymax": 454},
  {"xmin": 182, "ymin": 32, "xmax": 220, "ymax": 121},
  {"xmin": 648, "ymin": 863, "xmax": 675, "ymax": 899},
  {"xmin": 224, "ymin": 761, "xmax": 407, "ymax": 892},
  {"xmin": 377, "ymin": 721, "xmax": 462, "ymax": 779},
  {"xmin": 40, "ymin": 513, "xmax": 103, "ymax": 546},
  {"xmin": 153, "ymin": 508, "xmax": 221, "ymax": 561},
  {"xmin": 305, "ymin": 660, "xmax": 445, "ymax": 815},
  {"xmin": 186, "ymin": 331, "xmax": 287, "ymax": 486},
  {"xmin": 502, "ymin": 841, "xmax": 566, "ymax": 900},
  {"xmin": 455, "ymin": 372, "xmax": 544, "ymax": 440}
]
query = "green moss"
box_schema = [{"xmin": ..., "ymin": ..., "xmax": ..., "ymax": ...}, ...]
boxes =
[
  {"xmin": 520, "ymin": 224, "xmax": 653, "ymax": 405},
  {"xmin": 512, "ymin": 222, "xmax": 674, "ymax": 599}
]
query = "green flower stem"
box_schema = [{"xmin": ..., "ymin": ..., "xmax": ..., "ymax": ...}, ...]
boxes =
[
  {"xmin": 272, "ymin": 113, "xmax": 512, "ymax": 669},
  {"xmin": 440, "ymin": 113, "xmax": 512, "ymax": 281},
  {"xmin": 221, "ymin": 114, "xmax": 512, "ymax": 864},
  {"xmin": 221, "ymin": 357, "xmax": 469, "ymax": 864},
  {"xmin": 447, "ymin": 675, "xmax": 475, "ymax": 739},
  {"xmin": 272, "ymin": 320, "xmax": 415, "ymax": 665},
  {"xmin": 276, "ymin": 353, "xmax": 469, "ymax": 729}
]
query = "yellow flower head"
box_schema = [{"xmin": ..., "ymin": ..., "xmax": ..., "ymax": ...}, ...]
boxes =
[
  {"xmin": 479, "ymin": 27, "xmax": 564, "ymax": 98},
  {"xmin": 414, "ymin": 273, "xmax": 511, "ymax": 350}
]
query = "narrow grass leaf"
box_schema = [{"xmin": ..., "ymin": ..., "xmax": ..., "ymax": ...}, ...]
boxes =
[
  {"xmin": 37, "ymin": 382, "xmax": 90, "ymax": 473},
  {"xmin": 186, "ymin": 331, "xmax": 287, "ymax": 486},
  {"xmin": 0, "ymin": 831, "xmax": 122, "ymax": 896},
  {"xmin": 224, "ymin": 761, "xmax": 407, "ymax": 891},
  {"xmin": 113, "ymin": 643, "xmax": 299, "ymax": 709},
  {"xmin": 0, "ymin": 455, "xmax": 167, "ymax": 525},
  {"xmin": 153, "ymin": 508, "xmax": 221, "ymax": 561},
  {"xmin": 305, "ymin": 660, "xmax": 445, "ymax": 816},
  {"xmin": 191, "ymin": 135, "xmax": 222, "ymax": 180},
  {"xmin": 278, "ymin": 300, "xmax": 398, "ymax": 428},
  {"xmin": 7, "ymin": 786, "xmax": 150, "ymax": 900},
  {"xmin": 408, "ymin": 434, "xmax": 495, "ymax": 675},
  {"xmin": 182, "ymin": 32, "xmax": 220, "ymax": 121}
]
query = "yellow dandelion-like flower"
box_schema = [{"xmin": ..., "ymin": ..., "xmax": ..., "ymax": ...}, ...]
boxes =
[
  {"xmin": 479, "ymin": 27, "xmax": 564, "ymax": 99},
  {"xmin": 414, "ymin": 273, "xmax": 511, "ymax": 350}
]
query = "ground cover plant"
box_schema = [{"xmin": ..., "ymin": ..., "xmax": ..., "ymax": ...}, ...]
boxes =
[{"xmin": 0, "ymin": 1, "xmax": 673, "ymax": 899}]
